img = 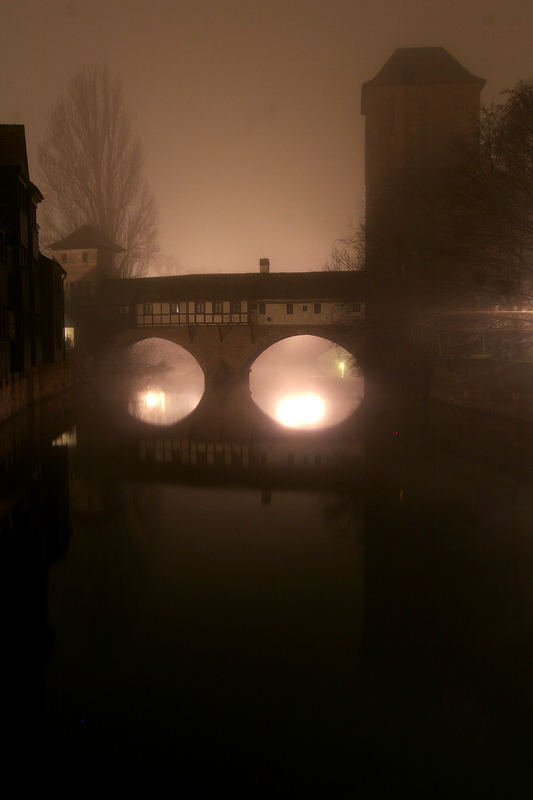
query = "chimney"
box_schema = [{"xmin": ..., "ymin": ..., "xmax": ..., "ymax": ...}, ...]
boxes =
[{"xmin": 259, "ymin": 257, "xmax": 270, "ymax": 274}]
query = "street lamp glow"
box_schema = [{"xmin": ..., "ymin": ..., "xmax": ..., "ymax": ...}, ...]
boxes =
[
  {"xmin": 144, "ymin": 391, "xmax": 165, "ymax": 410},
  {"xmin": 276, "ymin": 393, "xmax": 325, "ymax": 428}
]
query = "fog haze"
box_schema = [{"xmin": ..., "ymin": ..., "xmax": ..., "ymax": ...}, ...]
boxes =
[{"xmin": 2, "ymin": 0, "xmax": 531, "ymax": 271}]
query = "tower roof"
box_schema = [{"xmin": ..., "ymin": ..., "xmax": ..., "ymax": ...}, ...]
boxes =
[
  {"xmin": 0, "ymin": 124, "xmax": 29, "ymax": 178},
  {"xmin": 361, "ymin": 47, "xmax": 486, "ymax": 112},
  {"xmin": 49, "ymin": 225, "xmax": 124, "ymax": 252}
]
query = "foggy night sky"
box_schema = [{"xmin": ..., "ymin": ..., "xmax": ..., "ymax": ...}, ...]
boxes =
[{"xmin": 2, "ymin": 0, "xmax": 532, "ymax": 273}]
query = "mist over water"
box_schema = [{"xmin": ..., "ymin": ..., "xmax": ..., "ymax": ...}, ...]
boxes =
[
  {"xmin": 250, "ymin": 335, "xmax": 364, "ymax": 429},
  {"xmin": 126, "ymin": 338, "xmax": 204, "ymax": 426}
]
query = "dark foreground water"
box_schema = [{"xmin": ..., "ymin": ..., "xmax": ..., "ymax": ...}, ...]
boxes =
[{"xmin": 2, "ymin": 380, "xmax": 533, "ymax": 796}]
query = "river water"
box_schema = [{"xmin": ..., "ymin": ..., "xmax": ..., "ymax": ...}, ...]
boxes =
[{"xmin": 2, "ymin": 371, "xmax": 533, "ymax": 795}]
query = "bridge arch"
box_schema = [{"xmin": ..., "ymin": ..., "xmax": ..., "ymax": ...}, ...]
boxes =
[
  {"xmin": 248, "ymin": 333, "xmax": 364, "ymax": 429},
  {"xmin": 241, "ymin": 328, "xmax": 361, "ymax": 374},
  {"xmin": 111, "ymin": 323, "xmax": 364, "ymax": 388},
  {"xmin": 119, "ymin": 336, "xmax": 205, "ymax": 426}
]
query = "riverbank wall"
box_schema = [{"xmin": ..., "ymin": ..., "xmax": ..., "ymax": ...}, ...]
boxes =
[
  {"xmin": 430, "ymin": 357, "xmax": 533, "ymax": 421},
  {"xmin": 0, "ymin": 358, "xmax": 75, "ymax": 425}
]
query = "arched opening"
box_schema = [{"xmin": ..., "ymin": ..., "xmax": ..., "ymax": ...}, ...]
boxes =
[
  {"xmin": 249, "ymin": 335, "xmax": 363, "ymax": 430},
  {"xmin": 125, "ymin": 338, "xmax": 204, "ymax": 426}
]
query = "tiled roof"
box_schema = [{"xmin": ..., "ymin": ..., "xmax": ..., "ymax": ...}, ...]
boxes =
[
  {"xmin": 102, "ymin": 271, "xmax": 366, "ymax": 303},
  {"xmin": 0, "ymin": 125, "xmax": 29, "ymax": 177},
  {"xmin": 361, "ymin": 47, "xmax": 485, "ymax": 112},
  {"xmin": 49, "ymin": 225, "xmax": 124, "ymax": 252}
]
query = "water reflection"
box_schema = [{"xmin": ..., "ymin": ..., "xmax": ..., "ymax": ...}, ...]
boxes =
[
  {"xmin": 5, "ymin": 385, "xmax": 533, "ymax": 793},
  {"xmin": 250, "ymin": 335, "xmax": 364, "ymax": 429},
  {"xmin": 129, "ymin": 386, "xmax": 202, "ymax": 426},
  {"xmin": 125, "ymin": 338, "xmax": 204, "ymax": 426}
]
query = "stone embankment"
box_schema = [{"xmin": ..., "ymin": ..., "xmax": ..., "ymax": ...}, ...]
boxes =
[
  {"xmin": 430, "ymin": 358, "xmax": 533, "ymax": 421},
  {"xmin": 0, "ymin": 358, "xmax": 74, "ymax": 424}
]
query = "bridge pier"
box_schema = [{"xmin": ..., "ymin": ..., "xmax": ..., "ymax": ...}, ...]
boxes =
[{"xmin": 203, "ymin": 358, "xmax": 249, "ymax": 390}]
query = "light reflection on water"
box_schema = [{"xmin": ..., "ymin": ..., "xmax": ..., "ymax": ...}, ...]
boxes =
[
  {"xmin": 128, "ymin": 387, "xmax": 202, "ymax": 426},
  {"xmin": 6, "ymin": 381, "xmax": 533, "ymax": 792}
]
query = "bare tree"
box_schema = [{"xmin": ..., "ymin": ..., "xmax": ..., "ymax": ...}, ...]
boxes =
[
  {"xmin": 38, "ymin": 66, "xmax": 158, "ymax": 276},
  {"xmin": 463, "ymin": 85, "xmax": 533, "ymax": 302},
  {"xmin": 323, "ymin": 221, "xmax": 366, "ymax": 272}
]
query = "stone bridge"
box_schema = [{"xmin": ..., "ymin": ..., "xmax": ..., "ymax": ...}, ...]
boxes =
[
  {"xmin": 88, "ymin": 269, "xmax": 366, "ymax": 384},
  {"xmin": 111, "ymin": 322, "xmax": 364, "ymax": 385}
]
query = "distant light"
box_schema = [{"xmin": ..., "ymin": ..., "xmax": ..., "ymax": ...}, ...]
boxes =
[
  {"xmin": 64, "ymin": 326, "xmax": 75, "ymax": 347},
  {"xmin": 52, "ymin": 427, "xmax": 77, "ymax": 447},
  {"xmin": 145, "ymin": 391, "xmax": 158, "ymax": 408},
  {"xmin": 276, "ymin": 393, "xmax": 325, "ymax": 428},
  {"xmin": 144, "ymin": 391, "xmax": 166, "ymax": 410},
  {"xmin": 338, "ymin": 360, "xmax": 345, "ymax": 378}
]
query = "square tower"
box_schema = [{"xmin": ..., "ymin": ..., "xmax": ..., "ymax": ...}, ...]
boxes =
[
  {"xmin": 362, "ymin": 47, "xmax": 485, "ymax": 278},
  {"xmin": 49, "ymin": 225, "xmax": 124, "ymax": 344}
]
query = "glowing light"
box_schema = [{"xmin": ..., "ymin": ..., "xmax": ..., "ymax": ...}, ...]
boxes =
[
  {"xmin": 144, "ymin": 391, "xmax": 165, "ymax": 410},
  {"xmin": 52, "ymin": 427, "xmax": 77, "ymax": 447},
  {"xmin": 276, "ymin": 393, "xmax": 325, "ymax": 428},
  {"xmin": 339, "ymin": 360, "xmax": 345, "ymax": 378}
]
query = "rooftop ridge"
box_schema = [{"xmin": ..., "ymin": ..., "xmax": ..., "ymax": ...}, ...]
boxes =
[
  {"xmin": 50, "ymin": 224, "xmax": 124, "ymax": 252},
  {"xmin": 361, "ymin": 46, "xmax": 485, "ymax": 113}
]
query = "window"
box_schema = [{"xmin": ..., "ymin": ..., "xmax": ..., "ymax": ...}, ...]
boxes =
[
  {"xmin": 353, "ymin": 302, "xmax": 361, "ymax": 313},
  {"xmin": 230, "ymin": 301, "xmax": 241, "ymax": 314},
  {"xmin": 286, "ymin": 303, "xmax": 293, "ymax": 314},
  {"xmin": 195, "ymin": 301, "xmax": 205, "ymax": 314},
  {"xmin": 119, "ymin": 305, "xmax": 130, "ymax": 314},
  {"xmin": 170, "ymin": 302, "xmax": 179, "ymax": 314},
  {"xmin": 314, "ymin": 303, "xmax": 321, "ymax": 314},
  {"xmin": 213, "ymin": 301, "xmax": 223, "ymax": 314},
  {"xmin": 144, "ymin": 303, "xmax": 153, "ymax": 314},
  {"xmin": 259, "ymin": 302, "xmax": 265, "ymax": 315},
  {"xmin": 62, "ymin": 253, "xmax": 68, "ymax": 264},
  {"xmin": 302, "ymin": 305, "xmax": 308, "ymax": 312},
  {"xmin": 82, "ymin": 252, "xmax": 88, "ymax": 263}
]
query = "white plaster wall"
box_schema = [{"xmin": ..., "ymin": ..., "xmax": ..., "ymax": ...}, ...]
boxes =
[{"xmin": 256, "ymin": 301, "xmax": 363, "ymax": 325}]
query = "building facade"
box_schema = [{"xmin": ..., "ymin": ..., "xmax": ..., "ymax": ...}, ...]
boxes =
[
  {"xmin": 39, "ymin": 254, "xmax": 66, "ymax": 364},
  {"xmin": 0, "ymin": 125, "xmax": 65, "ymax": 383},
  {"xmin": 102, "ymin": 267, "xmax": 365, "ymax": 331}
]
